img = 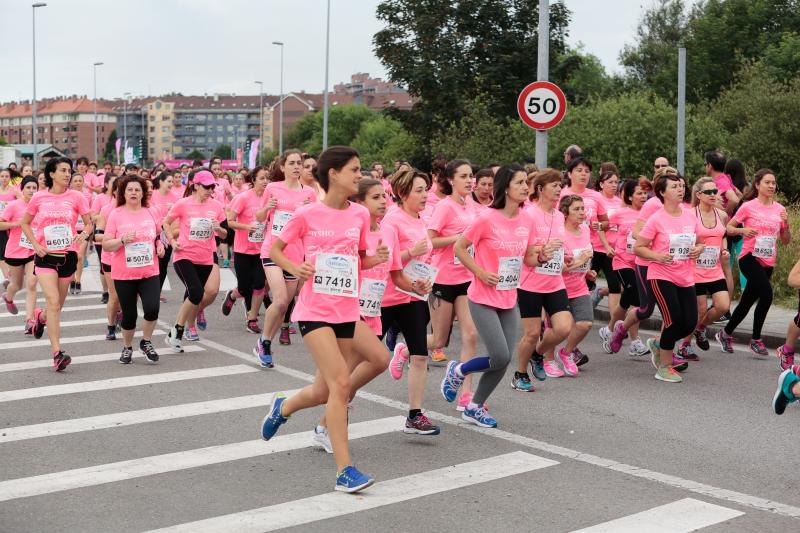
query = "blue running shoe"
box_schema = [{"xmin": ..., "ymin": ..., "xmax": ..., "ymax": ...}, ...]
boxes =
[
  {"xmin": 384, "ymin": 324, "xmax": 399, "ymax": 352},
  {"xmin": 261, "ymin": 394, "xmax": 288, "ymax": 440},
  {"xmin": 196, "ymin": 310, "xmax": 207, "ymax": 330},
  {"xmin": 462, "ymin": 404, "xmax": 497, "ymax": 428},
  {"xmin": 253, "ymin": 338, "xmax": 273, "ymax": 368},
  {"xmin": 530, "ymin": 354, "xmax": 546, "ymax": 382},
  {"xmin": 773, "ymin": 369, "xmax": 800, "ymax": 415},
  {"xmin": 184, "ymin": 327, "xmax": 200, "ymax": 342},
  {"xmin": 335, "ymin": 465, "xmax": 375, "ymax": 493},
  {"xmin": 440, "ymin": 360, "xmax": 463, "ymax": 402}
]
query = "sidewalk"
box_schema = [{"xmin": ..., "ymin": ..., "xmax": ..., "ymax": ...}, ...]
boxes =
[{"xmin": 593, "ymin": 279, "xmax": 794, "ymax": 349}]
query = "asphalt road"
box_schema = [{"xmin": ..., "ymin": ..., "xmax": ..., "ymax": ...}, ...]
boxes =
[{"xmin": 0, "ymin": 265, "xmax": 798, "ymax": 532}]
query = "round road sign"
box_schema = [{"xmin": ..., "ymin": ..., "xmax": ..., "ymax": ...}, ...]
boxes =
[{"xmin": 516, "ymin": 81, "xmax": 567, "ymax": 130}]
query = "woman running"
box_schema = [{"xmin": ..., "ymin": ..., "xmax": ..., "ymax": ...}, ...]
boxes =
[
  {"xmin": 468, "ymin": 168, "xmax": 493, "ymax": 211},
  {"xmin": 150, "ymin": 171, "xmax": 176, "ymax": 295},
  {"xmin": 92, "ymin": 174, "xmax": 117, "ymax": 304},
  {"xmin": 69, "ymin": 172, "xmax": 93, "ymax": 295},
  {"xmin": 102, "ymin": 175, "xmax": 164, "ymax": 364},
  {"xmin": 634, "ymin": 172, "xmax": 704, "ymax": 383},
  {"xmin": 260, "ymin": 146, "xmax": 386, "ymax": 493},
  {"xmin": 0, "ymin": 167, "xmax": 21, "ymax": 285},
  {"xmin": 0, "ymin": 176, "xmax": 39, "ymax": 333},
  {"xmin": 592, "ymin": 170, "xmax": 622, "ymax": 309},
  {"xmin": 21, "ymin": 157, "xmax": 92, "ymax": 371},
  {"xmin": 440, "ymin": 164, "xmax": 533, "ymax": 427},
  {"xmin": 777, "ymin": 258, "xmax": 800, "ymax": 372},
  {"xmin": 300, "ymin": 154, "xmax": 325, "ymax": 201},
  {"xmin": 222, "ymin": 165, "xmax": 268, "ymax": 333},
  {"xmin": 717, "ymin": 169, "xmax": 791, "ymax": 355},
  {"xmin": 162, "ymin": 170, "xmax": 227, "ymax": 353}
]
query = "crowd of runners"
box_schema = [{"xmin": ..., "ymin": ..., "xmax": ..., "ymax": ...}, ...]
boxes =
[{"xmin": 1, "ymin": 144, "xmax": 799, "ymax": 493}]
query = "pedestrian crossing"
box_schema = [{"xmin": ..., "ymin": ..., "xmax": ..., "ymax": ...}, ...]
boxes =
[{"xmin": 0, "ymin": 288, "xmax": 754, "ymax": 531}]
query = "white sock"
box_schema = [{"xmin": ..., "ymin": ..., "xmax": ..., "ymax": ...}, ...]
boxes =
[
  {"xmin": 467, "ymin": 402, "xmax": 479, "ymax": 411},
  {"xmin": 455, "ymin": 364, "xmax": 465, "ymax": 378}
]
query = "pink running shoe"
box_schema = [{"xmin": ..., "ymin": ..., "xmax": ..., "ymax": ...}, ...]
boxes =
[
  {"xmin": 557, "ymin": 347, "xmax": 579, "ymax": 376},
  {"xmin": 2, "ymin": 292, "xmax": 17, "ymax": 315},
  {"xmin": 543, "ymin": 360, "xmax": 565, "ymax": 378},
  {"xmin": 389, "ymin": 342, "xmax": 409, "ymax": 380},
  {"xmin": 608, "ymin": 320, "xmax": 627, "ymax": 354},
  {"xmin": 777, "ymin": 345, "xmax": 795, "ymax": 371},
  {"xmin": 457, "ymin": 391, "xmax": 472, "ymax": 412}
]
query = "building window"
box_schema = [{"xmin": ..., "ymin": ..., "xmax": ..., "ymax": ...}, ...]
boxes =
[
  {"xmin": 161, "ymin": 126, "xmax": 169, "ymax": 132},
  {"xmin": 162, "ymin": 115, "xmax": 170, "ymax": 121},
  {"xmin": 216, "ymin": 125, "xmax": 223, "ymax": 132},
  {"xmin": 161, "ymin": 136, "xmax": 170, "ymax": 142},
  {"xmin": 150, "ymin": 137, "xmax": 155, "ymax": 143},
  {"xmin": 196, "ymin": 126, "xmax": 205, "ymax": 132},
  {"xmin": 225, "ymin": 114, "xmax": 234, "ymax": 120},
  {"xmin": 217, "ymin": 136, "xmax": 223, "ymax": 143},
  {"xmin": 149, "ymin": 115, "xmax": 156, "ymax": 121},
  {"xmin": 226, "ymin": 125, "xmax": 234, "ymax": 132},
  {"xmin": 237, "ymin": 114, "xmax": 247, "ymax": 119},
  {"xmin": 150, "ymin": 126, "xmax": 155, "ymax": 133}
]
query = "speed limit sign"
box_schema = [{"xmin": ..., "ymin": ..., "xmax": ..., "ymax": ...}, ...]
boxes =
[{"xmin": 517, "ymin": 81, "xmax": 567, "ymax": 130}]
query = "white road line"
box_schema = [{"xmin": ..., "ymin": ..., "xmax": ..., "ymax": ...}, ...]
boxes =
[
  {"xmin": 12, "ymin": 293, "xmax": 98, "ymax": 304},
  {"xmin": 198, "ymin": 337, "xmax": 800, "ymax": 521},
  {"xmin": 146, "ymin": 451, "xmax": 557, "ymax": 533},
  {"xmin": 0, "ymin": 416, "xmax": 404, "ymax": 502},
  {"xmin": 571, "ymin": 498, "xmax": 744, "ymax": 532},
  {"xmin": 0, "ymin": 303, "xmax": 107, "ymax": 319},
  {"xmin": 0, "ymin": 345, "xmax": 204, "ymax": 373},
  {"xmin": 0, "ymin": 318, "xmax": 111, "ymax": 333},
  {"xmin": 0, "ymin": 365, "xmax": 257, "ymax": 403},
  {"xmin": 0, "ymin": 329, "xmax": 164, "ymax": 350},
  {"xmin": 0, "ymin": 389, "xmax": 300, "ymax": 444}
]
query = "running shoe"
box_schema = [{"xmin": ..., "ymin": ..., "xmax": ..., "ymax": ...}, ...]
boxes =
[
  {"xmin": 254, "ymin": 338, "xmax": 273, "ymax": 368},
  {"xmin": 184, "ymin": 326, "xmax": 200, "ymax": 342},
  {"xmin": 246, "ymin": 319, "xmax": 261, "ymax": 334},
  {"xmin": 288, "ymin": 323, "xmax": 297, "ymax": 334},
  {"xmin": 32, "ymin": 308, "xmax": 45, "ymax": 339},
  {"xmin": 24, "ymin": 319, "xmax": 34, "ymax": 336},
  {"xmin": 53, "ymin": 350, "xmax": 71, "ymax": 371},
  {"xmin": 676, "ymin": 343, "xmax": 699, "ymax": 362},
  {"xmin": 655, "ymin": 366, "xmax": 683, "ymax": 383},
  {"xmin": 335, "ymin": 465, "xmax": 375, "ymax": 493},
  {"xmin": 221, "ymin": 289, "xmax": 236, "ymax": 316},
  {"xmin": 647, "ymin": 338, "xmax": 660, "ymax": 369},
  {"xmin": 440, "ymin": 360, "xmax": 464, "ymax": 402},
  {"xmin": 557, "ymin": 348, "xmax": 579, "ymax": 376},
  {"xmin": 69, "ymin": 281, "xmax": 76, "ymax": 295},
  {"xmin": 164, "ymin": 327, "xmax": 184, "ymax": 353},
  {"xmin": 222, "ymin": 259, "xmax": 230, "ymax": 268},
  {"xmin": 389, "ymin": 342, "xmax": 409, "ymax": 380},
  {"xmin": 543, "ymin": 360, "xmax": 565, "ymax": 378},
  {"xmin": 403, "ymin": 413, "xmax": 440, "ymax": 435},
  {"xmin": 462, "ymin": 404, "xmax": 497, "ymax": 428},
  {"xmin": 115, "ymin": 310, "xmax": 123, "ymax": 333},
  {"xmin": 628, "ymin": 338, "xmax": 649, "ymax": 357},
  {"xmin": 83, "ymin": 256, "xmax": 89, "ymax": 268},
  {"xmin": 312, "ymin": 425, "xmax": 333, "ymax": 454},
  {"xmin": 715, "ymin": 330, "xmax": 734, "ymax": 353},
  {"xmin": 100, "ymin": 292, "xmax": 109, "ymax": 304},
  {"xmin": 672, "ymin": 353, "xmax": 689, "ymax": 370},
  {"xmin": 607, "ymin": 320, "xmax": 627, "ymax": 354},
  {"xmin": 430, "ymin": 347, "xmax": 448, "ymax": 366},
  {"xmin": 105, "ymin": 325, "xmax": 116, "ymax": 341},
  {"xmin": 750, "ymin": 339, "xmax": 768, "ymax": 357},
  {"xmin": 694, "ymin": 326, "xmax": 710, "ymax": 351},
  {"xmin": 384, "ymin": 324, "xmax": 399, "ymax": 351},
  {"xmin": 279, "ymin": 326, "xmax": 291, "ymax": 345},
  {"xmin": 773, "ymin": 368, "xmax": 800, "ymax": 415},
  {"xmin": 2, "ymin": 292, "xmax": 17, "ymax": 315},
  {"xmin": 571, "ymin": 348, "xmax": 589, "ymax": 367},
  {"xmin": 591, "ymin": 287, "xmax": 603, "ymax": 308},
  {"xmin": 260, "ymin": 394, "xmax": 289, "ymax": 440},
  {"xmin": 119, "ymin": 346, "xmax": 133, "ymax": 364},
  {"xmin": 598, "ymin": 325, "xmax": 612, "ymax": 343},
  {"xmin": 530, "ymin": 354, "xmax": 547, "ymax": 381},
  {"xmin": 196, "ymin": 310, "xmax": 207, "ymax": 330},
  {"xmin": 74, "ymin": 282, "xmax": 82, "ymax": 295},
  {"xmin": 510, "ymin": 372, "xmax": 535, "ymax": 392},
  {"xmin": 715, "ymin": 311, "xmax": 731, "ymax": 323},
  {"xmin": 140, "ymin": 339, "xmax": 159, "ymax": 363},
  {"xmin": 457, "ymin": 391, "xmax": 474, "ymax": 411},
  {"xmin": 778, "ymin": 345, "xmax": 795, "ymax": 371}
]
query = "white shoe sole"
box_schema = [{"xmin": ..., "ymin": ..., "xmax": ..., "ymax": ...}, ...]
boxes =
[
  {"xmin": 334, "ymin": 477, "xmax": 375, "ymax": 493},
  {"xmin": 461, "ymin": 412, "xmax": 496, "ymax": 428}
]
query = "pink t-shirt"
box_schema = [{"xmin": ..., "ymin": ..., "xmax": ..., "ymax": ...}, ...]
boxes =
[
  {"xmin": 84, "ymin": 173, "xmax": 103, "ymax": 192},
  {"xmin": 210, "ymin": 177, "xmax": 233, "ymax": 206},
  {"xmin": 25, "ymin": 189, "xmax": 90, "ymax": 254},
  {"xmin": 381, "ymin": 207, "xmax": 433, "ymax": 307},
  {"xmin": 421, "ymin": 187, "xmax": 444, "ymax": 224},
  {"xmin": 0, "ymin": 188, "xmax": 18, "ymax": 222},
  {"xmin": 733, "ymin": 199, "xmax": 787, "ymax": 267},
  {"xmin": 72, "ymin": 188, "xmax": 93, "ymax": 232},
  {"xmin": 100, "ymin": 203, "xmax": 118, "ymax": 266},
  {"xmin": 562, "ymin": 224, "xmax": 592, "ymax": 298},
  {"xmin": 596, "ymin": 193, "xmax": 622, "ymax": 250},
  {"xmin": 428, "ymin": 196, "xmax": 477, "ymax": 285},
  {"xmin": 167, "ymin": 197, "xmax": 226, "ymax": 265},
  {"xmin": 714, "ymin": 174, "xmax": 735, "ymax": 210},
  {"xmin": 610, "ymin": 206, "xmax": 640, "ymax": 270},
  {"xmin": 279, "ymin": 202, "xmax": 370, "ymax": 324},
  {"xmin": 693, "ymin": 207, "xmax": 726, "ymax": 282},
  {"xmin": 467, "ymin": 194, "xmax": 490, "ymax": 213},
  {"xmin": 167, "ymin": 185, "xmax": 186, "ymax": 203},
  {"xmin": 464, "ymin": 208, "xmax": 531, "ymax": 309},
  {"xmin": 260, "ymin": 181, "xmax": 317, "ymax": 263},
  {"xmin": 519, "ymin": 204, "xmax": 566, "ymax": 294},
  {"xmin": 360, "ymin": 225, "xmax": 403, "ymax": 335},
  {"xmin": 104, "ymin": 207, "xmax": 160, "ymax": 280},
  {"xmin": 560, "ymin": 186, "xmax": 607, "ymax": 252},
  {"xmin": 1, "ymin": 199, "xmax": 34, "ymax": 259},
  {"xmin": 149, "ymin": 191, "xmax": 175, "ymax": 225},
  {"xmin": 91, "ymin": 193, "xmax": 113, "ymax": 215},
  {"xmin": 228, "ymin": 188, "xmax": 267, "ymax": 255},
  {"xmin": 635, "ymin": 196, "xmax": 663, "ymax": 267},
  {"xmin": 640, "ymin": 207, "xmax": 700, "ymax": 287}
]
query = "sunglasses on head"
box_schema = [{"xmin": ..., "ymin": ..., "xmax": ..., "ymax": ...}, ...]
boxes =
[{"xmin": 699, "ymin": 189, "xmax": 718, "ymax": 195}]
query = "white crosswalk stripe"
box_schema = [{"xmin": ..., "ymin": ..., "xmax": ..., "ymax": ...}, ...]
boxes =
[
  {"xmin": 0, "ymin": 345, "xmax": 204, "ymax": 373},
  {"xmin": 0, "ymin": 329, "xmax": 165, "ymax": 350},
  {"xmin": 0, "ymin": 303, "xmax": 107, "ymax": 319},
  {"xmin": 0, "ymin": 317, "xmax": 117, "ymax": 333}
]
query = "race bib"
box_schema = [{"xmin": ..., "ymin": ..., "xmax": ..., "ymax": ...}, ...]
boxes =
[
  {"xmin": 496, "ymin": 256, "xmax": 522, "ymax": 290},
  {"xmin": 696, "ymin": 245, "xmax": 720, "ymax": 269},
  {"xmin": 313, "ymin": 253, "xmax": 358, "ymax": 297},
  {"xmin": 753, "ymin": 236, "xmax": 776, "ymax": 259},
  {"xmin": 358, "ymin": 278, "xmax": 386, "ymax": 317},
  {"xmin": 571, "ymin": 247, "xmax": 591, "ymax": 273},
  {"xmin": 247, "ymin": 222, "xmax": 266, "ymax": 243},
  {"xmin": 271, "ymin": 210, "xmax": 292, "ymax": 236},
  {"xmin": 189, "ymin": 218, "xmax": 213, "ymax": 240},
  {"xmin": 43, "ymin": 224, "xmax": 72, "ymax": 251},
  {"xmin": 397, "ymin": 260, "xmax": 439, "ymax": 301},
  {"xmin": 453, "ymin": 245, "xmax": 474, "ymax": 265},
  {"xmin": 535, "ymin": 248, "xmax": 564, "ymax": 276},
  {"xmin": 19, "ymin": 229, "xmax": 35, "ymax": 250},
  {"xmin": 626, "ymin": 233, "xmax": 636, "ymax": 254},
  {"xmin": 125, "ymin": 241, "xmax": 154, "ymax": 268},
  {"xmin": 668, "ymin": 233, "xmax": 695, "ymax": 260}
]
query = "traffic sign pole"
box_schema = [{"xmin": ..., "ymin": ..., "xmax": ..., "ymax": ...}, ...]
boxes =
[{"xmin": 535, "ymin": 0, "xmax": 549, "ymax": 168}]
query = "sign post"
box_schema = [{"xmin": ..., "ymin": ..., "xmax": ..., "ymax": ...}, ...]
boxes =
[{"xmin": 535, "ymin": 0, "xmax": 550, "ymax": 167}]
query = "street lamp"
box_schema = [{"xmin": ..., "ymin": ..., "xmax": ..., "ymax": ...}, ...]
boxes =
[
  {"xmin": 272, "ymin": 41, "xmax": 284, "ymax": 154},
  {"xmin": 254, "ymin": 80, "xmax": 263, "ymax": 165},
  {"xmin": 122, "ymin": 92, "xmax": 131, "ymax": 163},
  {"xmin": 31, "ymin": 2, "xmax": 47, "ymax": 170},
  {"xmin": 322, "ymin": 0, "xmax": 330, "ymax": 150},
  {"xmin": 92, "ymin": 62, "xmax": 104, "ymax": 162}
]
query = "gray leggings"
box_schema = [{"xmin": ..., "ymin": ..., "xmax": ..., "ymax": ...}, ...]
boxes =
[{"xmin": 468, "ymin": 300, "xmax": 520, "ymax": 405}]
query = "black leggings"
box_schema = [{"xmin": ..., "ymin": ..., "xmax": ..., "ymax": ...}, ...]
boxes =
[
  {"xmin": 379, "ymin": 300, "xmax": 430, "ymax": 356},
  {"xmin": 174, "ymin": 260, "xmax": 213, "ymax": 305},
  {"xmin": 114, "ymin": 275, "xmax": 160, "ymax": 331},
  {"xmin": 724, "ymin": 253, "xmax": 773, "ymax": 339},
  {"xmin": 233, "ymin": 252, "xmax": 266, "ymax": 312},
  {"xmin": 158, "ymin": 245, "xmax": 173, "ymax": 290},
  {"xmin": 650, "ymin": 279, "xmax": 697, "ymax": 351},
  {"xmin": 616, "ymin": 268, "xmax": 640, "ymax": 310},
  {"xmin": 634, "ymin": 264, "xmax": 656, "ymax": 321},
  {"xmin": 591, "ymin": 251, "xmax": 621, "ymax": 293}
]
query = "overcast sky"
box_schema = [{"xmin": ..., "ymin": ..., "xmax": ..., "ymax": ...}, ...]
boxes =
[{"xmin": 0, "ymin": 0, "xmax": 651, "ymax": 103}]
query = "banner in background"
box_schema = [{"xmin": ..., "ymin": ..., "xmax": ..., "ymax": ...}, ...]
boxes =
[
  {"xmin": 115, "ymin": 139, "xmax": 122, "ymax": 164},
  {"xmin": 236, "ymin": 148, "xmax": 243, "ymax": 168},
  {"xmin": 155, "ymin": 159, "xmax": 240, "ymax": 170},
  {"xmin": 248, "ymin": 139, "xmax": 261, "ymax": 169}
]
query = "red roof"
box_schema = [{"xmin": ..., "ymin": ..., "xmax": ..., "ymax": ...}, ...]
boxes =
[{"xmin": 0, "ymin": 96, "xmax": 115, "ymax": 118}]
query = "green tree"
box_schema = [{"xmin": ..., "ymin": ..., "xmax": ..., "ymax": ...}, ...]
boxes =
[
  {"xmin": 185, "ymin": 149, "xmax": 206, "ymax": 160},
  {"xmin": 0, "ymin": 135, "xmax": 7, "ymax": 146},
  {"xmin": 553, "ymin": 46, "xmax": 619, "ymax": 105},
  {"xmin": 351, "ymin": 115, "xmax": 418, "ymax": 167},
  {"xmin": 213, "ymin": 144, "xmax": 232, "ymax": 159},
  {"xmin": 762, "ymin": 31, "xmax": 800, "ymax": 82},
  {"xmin": 103, "ymin": 129, "xmax": 118, "ymax": 163}
]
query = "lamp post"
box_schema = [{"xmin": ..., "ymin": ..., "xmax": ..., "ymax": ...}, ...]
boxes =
[
  {"xmin": 322, "ymin": 0, "xmax": 330, "ymax": 150},
  {"xmin": 93, "ymin": 61, "xmax": 104, "ymax": 162},
  {"xmin": 122, "ymin": 92, "xmax": 131, "ymax": 155},
  {"xmin": 272, "ymin": 41, "xmax": 284, "ymax": 154},
  {"xmin": 254, "ymin": 80, "xmax": 263, "ymax": 164},
  {"xmin": 31, "ymin": 2, "xmax": 47, "ymax": 170}
]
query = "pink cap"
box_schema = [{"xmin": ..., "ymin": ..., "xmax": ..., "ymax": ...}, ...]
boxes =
[{"xmin": 193, "ymin": 170, "xmax": 215, "ymax": 187}]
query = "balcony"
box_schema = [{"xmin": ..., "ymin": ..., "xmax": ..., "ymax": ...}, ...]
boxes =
[{"xmin": 173, "ymin": 117, "xmax": 205, "ymax": 126}]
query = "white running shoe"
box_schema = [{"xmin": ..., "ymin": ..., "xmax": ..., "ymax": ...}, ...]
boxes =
[
  {"xmin": 628, "ymin": 338, "xmax": 649, "ymax": 357},
  {"xmin": 164, "ymin": 327, "xmax": 184, "ymax": 353},
  {"xmin": 312, "ymin": 425, "xmax": 333, "ymax": 454}
]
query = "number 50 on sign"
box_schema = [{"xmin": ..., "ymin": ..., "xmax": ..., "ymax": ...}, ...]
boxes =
[{"xmin": 516, "ymin": 81, "xmax": 567, "ymax": 130}]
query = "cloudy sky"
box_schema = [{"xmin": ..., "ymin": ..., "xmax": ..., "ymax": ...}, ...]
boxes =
[{"xmin": 0, "ymin": 0, "xmax": 652, "ymax": 103}]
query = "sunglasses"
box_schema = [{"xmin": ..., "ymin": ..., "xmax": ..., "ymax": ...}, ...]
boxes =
[
  {"xmin": 198, "ymin": 183, "xmax": 216, "ymax": 190},
  {"xmin": 699, "ymin": 189, "xmax": 718, "ymax": 195}
]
